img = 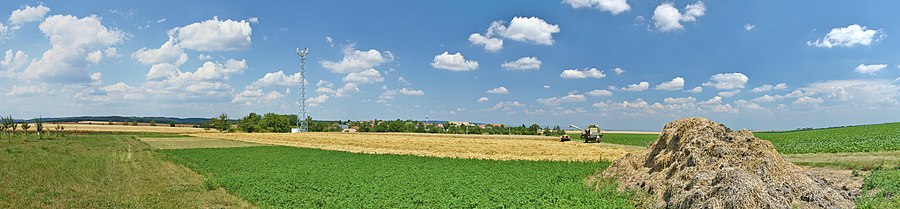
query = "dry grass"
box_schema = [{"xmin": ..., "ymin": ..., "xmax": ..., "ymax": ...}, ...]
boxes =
[
  {"xmin": 25, "ymin": 123, "xmax": 215, "ymax": 133},
  {"xmin": 191, "ymin": 132, "xmax": 631, "ymax": 162},
  {"xmin": 140, "ymin": 137, "xmax": 265, "ymax": 150},
  {"xmin": 783, "ymin": 150, "xmax": 900, "ymax": 170}
]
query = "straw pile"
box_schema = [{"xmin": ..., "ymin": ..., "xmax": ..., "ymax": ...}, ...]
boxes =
[{"xmin": 601, "ymin": 118, "xmax": 854, "ymax": 208}]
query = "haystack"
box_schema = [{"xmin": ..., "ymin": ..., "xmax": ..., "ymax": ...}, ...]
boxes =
[{"xmin": 602, "ymin": 118, "xmax": 854, "ymax": 208}]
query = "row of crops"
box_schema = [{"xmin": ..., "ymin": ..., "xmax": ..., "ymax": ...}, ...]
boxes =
[
  {"xmin": 754, "ymin": 122, "xmax": 900, "ymax": 154},
  {"xmin": 162, "ymin": 146, "xmax": 634, "ymax": 208}
]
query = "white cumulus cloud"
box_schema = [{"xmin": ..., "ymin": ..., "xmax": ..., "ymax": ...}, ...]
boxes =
[
  {"xmin": 560, "ymin": 68, "xmax": 605, "ymax": 79},
  {"xmin": 854, "ymin": 64, "xmax": 887, "ymax": 74},
  {"xmin": 622, "ymin": 81, "xmax": 649, "ymax": 91},
  {"xmin": 586, "ymin": 89, "xmax": 613, "ymax": 96},
  {"xmin": 652, "ymin": 1, "xmax": 705, "ymax": 32},
  {"xmin": 24, "ymin": 15, "xmax": 125, "ymax": 83},
  {"xmin": 703, "ymin": 73, "xmax": 748, "ymax": 90},
  {"xmin": 655, "ymin": 77, "xmax": 685, "ymax": 91},
  {"xmin": 487, "ymin": 86, "xmax": 509, "ymax": 94},
  {"xmin": 501, "ymin": 57, "xmax": 541, "ymax": 70},
  {"xmin": 399, "ymin": 88, "xmax": 425, "ymax": 96},
  {"xmin": 343, "ymin": 69, "xmax": 384, "ymax": 84},
  {"xmin": 808, "ymin": 24, "xmax": 884, "ymax": 48},
  {"xmin": 563, "ymin": 0, "xmax": 630, "ymax": 15},
  {"xmin": 431, "ymin": 51, "xmax": 478, "ymax": 71},
  {"xmin": 487, "ymin": 16, "xmax": 560, "ymax": 45},
  {"xmin": 320, "ymin": 44, "xmax": 394, "ymax": 73},
  {"xmin": 468, "ymin": 33, "xmax": 503, "ymax": 52},
  {"xmin": 8, "ymin": 4, "xmax": 51, "ymax": 27},
  {"xmin": 171, "ymin": 16, "xmax": 253, "ymax": 51}
]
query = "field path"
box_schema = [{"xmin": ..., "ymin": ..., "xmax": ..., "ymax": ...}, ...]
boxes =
[{"xmin": 191, "ymin": 132, "xmax": 633, "ymax": 161}]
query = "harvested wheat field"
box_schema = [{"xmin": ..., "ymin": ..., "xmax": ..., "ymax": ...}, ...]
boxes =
[
  {"xmin": 191, "ymin": 132, "xmax": 631, "ymax": 161},
  {"xmin": 33, "ymin": 123, "xmax": 215, "ymax": 133}
]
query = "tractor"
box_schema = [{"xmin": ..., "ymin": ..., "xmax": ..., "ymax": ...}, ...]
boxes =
[{"xmin": 569, "ymin": 124, "xmax": 603, "ymax": 143}]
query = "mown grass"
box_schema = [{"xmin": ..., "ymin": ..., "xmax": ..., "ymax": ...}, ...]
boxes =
[
  {"xmin": 857, "ymin": 168, "xmax": 900, "ymax": 208},
  {"xmin": 0, "ymin": 133, "xmax": 251, "ymax": 208},
  {"xmin": 162, "ymin": 146, "xmax": 635, "ymax": 208},
  {"xmin": 566, "ymin": 133, "xmax": 658, "ymax": 147},
  {"xmin": 755, "ymin": 122, "xmax": 900, "ymax": 154}
]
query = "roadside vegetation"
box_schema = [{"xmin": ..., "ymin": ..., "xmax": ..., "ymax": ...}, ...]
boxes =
[{"xmin": 163, "ymin": 146, "xmax": 634, "ymax": 208}]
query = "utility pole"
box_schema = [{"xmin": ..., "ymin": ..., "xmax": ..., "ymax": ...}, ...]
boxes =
[{"xmin": 295, "ymin": 48, "xmax": 310, "ymax": 133}]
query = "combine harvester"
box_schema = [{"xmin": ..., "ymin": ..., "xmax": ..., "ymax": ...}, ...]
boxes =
[{"xmin": 563, "ymin": 124, "xmax": 604, "ymax": 143}]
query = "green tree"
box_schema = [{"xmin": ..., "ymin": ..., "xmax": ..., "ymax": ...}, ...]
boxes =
[
  {"xmin": 1, "ymin": 115, "xmax": 12, "ymax": 142},
  {"xmin": 35, "ymin": 117, "xmax": 44, "ymax": 140},
  {"xmin": 149, "ymin": 120, "xmax": 157, "ymax": 126},
  {"xmin": 10, "ymin": 118, "xmax": 17, "ymax": 137},
  {"xmin": 260, "ymin": 113, "xmax": 294, "ymax": 133},
  {"xmin": 238, "ymin": 113, "xmax": 262, "ymax": 133},
  {"xmin": 214, "ymin": 113, "xmax": 231, "ymax": 132},
  {"xmin": 20, "ymin": 121, "xmax": 31, "ymax": 140}
]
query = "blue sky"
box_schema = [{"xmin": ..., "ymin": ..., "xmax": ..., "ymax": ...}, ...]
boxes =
[{"xmin": 1, "ymin": 0, "xmax": 899, "ymax": 131}]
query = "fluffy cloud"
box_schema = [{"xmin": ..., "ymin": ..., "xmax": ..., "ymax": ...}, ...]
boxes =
[
  {"xmin": 751, "ymin": 83, "xmax": 788, "ymax": 92},
  {"xmin": 487, "ymin": 17, "xmax": 560, "ymax": 45},
  {"xmin": 306, "ymin": 94, "xmax": 329, "ymax": 107},
  {"xmin": 487, "ymin": 86, "xmax": 509, "ymax": 94},
  {"xmin": 586, "ymin": 89, "xmax": 613, "ymax": 96},
  {"xmin": 8, "ymin": 4, "xmax": 51, "ymax": 27},
  {"xmin": 343, "ymin": 69, "xmax": 384, "ymax": 84},
  {"xmin": 613, "ymin": 67, "xmax": 625, "ymax": 75},
  {"xmin": 468, "ymin": 33, "xmax": 503, "ymax": 52},
  {"xmin": 5, "ymin": 85, "xmax": 42, "ymax": 97},
  {"xmin": 399, "ymin": 88, "xmax": 425, "ymax": 96},
  {"xmin": 655, "ymin": 77, "xmax": 684, "ymax": 91},
  {"xmin": 490, "ymin": 101, "xmax": 525, "ymax": 110},
  {"xmin": 133, "ymin": 37, "xmax": 188, "ymax": 66},
  {"xmin": 253, "ymin": 70, "xmax": 304, "ymax": 87},
  {"xmin": 718, "ymin": 89, "xmax": 741, "ymax": 97},
  {"xmin": 320, "ymin": 44, "xmax": 394, "ymax": 73},
  {"xmin": 799, "ymin": 79, "xmax": 900, "ymax": 106},
  {"xmin": 560, "ymin": 68, "xmax": 605, "ymax": 79},
  {"xmin": 622, "ymin": 81, "xmax": 649, "ymax": 91},
  {"xmin": 703, "ymin": 73, "xmax": 748, "ymax": 90},
  {"xmin": 143, "ymin": 59, "xmax": 247, "ymax": 101},
  {"xmin": 501, "ymin": 57, "xmax": 541, "ymax": 70},
  {"xmin": 563, "ymin": 0, "xmax": 630, "ymax": 15},
  {"xmin": 652, "ymin": 1, "xmax": 706, "ymax": 32},
  {"xmin": 794, "ymin": 96, "xmax": 823, "ymax": 105},
  {"xmin": 537, "ymin": 94, "xmax": 586, "ymax": 106},
  {"xmin": 431, "ymin": 51, "xmax": 478, "ymax": 71},
  {"xmin": 664, "ymin": 96, "xmax": 697, "ymax": 104},
  {"xmin": 808, "ymin": 25, "xmax": 884, "ymax": 48},
  {"xmin": 688, "ymin": 86, "xmax": 703, "ymax": 93},
  {"xmin": 477, "ymin": 97, "xmax": 489, "ymax": 103},
  {"xmin": 171, "ymin": 16, "xmax": 253, "ymax": 51},
  {"xmin": 24, "ymin": 15, "xmax": 125, "ymax": 83},
  {"xmin": 232, "ymin": 87, "xmax": 284, "ymax": 106},
  {"xmin": 0, "ymin": 49, "xmax": 29, "ymax": 77},
  {"xmin": 854, "ymin": 64, "xmax": 887, "ymax": 74}
]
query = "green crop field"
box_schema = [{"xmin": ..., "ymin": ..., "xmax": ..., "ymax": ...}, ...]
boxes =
[
  {"xmin": 162, "ymin": 146, "xmax": 635, "ymax": 208},
  {"xmin": 754, "ymin": 122, "xmax": 900, "ymax": 154},
  {"xmin": 856, "ymin": 168, "xmax": 900, "ymax": 208}
]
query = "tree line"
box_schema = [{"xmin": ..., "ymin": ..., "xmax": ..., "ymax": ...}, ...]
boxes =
[{"xmin": 211, "ymin": 112, "xmax": 567, "ymax": 136}]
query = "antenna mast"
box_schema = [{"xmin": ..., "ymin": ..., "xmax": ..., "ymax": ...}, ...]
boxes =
[{"xmin": 296, "ymin": 48, "xmax": 310, "ymax": 132}]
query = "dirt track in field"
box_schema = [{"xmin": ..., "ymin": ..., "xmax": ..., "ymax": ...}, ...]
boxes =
[
  {"xmin": 190, "ymin": 132, "xmax": 634, "ymax": 161},
  {"xmin": 140, "ymin": 137, "xmax": 265, "ymax": 150}
]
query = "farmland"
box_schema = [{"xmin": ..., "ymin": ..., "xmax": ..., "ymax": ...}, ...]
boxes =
[
  {"xmin": 754, "ymin": 122, "xmax": 900, "ymax": 154},
  {"xmin": 0, "ymin": 133, "xmax": 251, "ymax": 208},
  {"xmin": 161, "ymin": 146, "xmax": 633, "ymax": 208},
  {"xmin": 190, "ymin": 132, "xmax": 634, "ymax": 161}
]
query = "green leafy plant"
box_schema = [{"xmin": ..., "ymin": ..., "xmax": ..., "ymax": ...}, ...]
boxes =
[
  {"xmin": 20, "ymin": 121, "xmax": 31, "ymax": 140},
  {"xmin": 35, "ymin": 117, "xmax": 44, "ymax": 140}
]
